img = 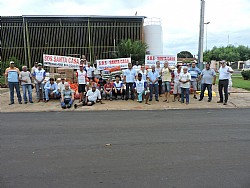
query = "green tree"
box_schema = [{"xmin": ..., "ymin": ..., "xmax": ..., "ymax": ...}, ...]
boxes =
[
  {"xmin": 177, "ymin": 51, "xmax": 193, "ymax": 58},
  {"xmin": 0, "ymin": 57, "xmax": 23, "ymax": 75},
  {"xmin": 117, "ymin": 39, "xmax": 148, "ymax": 64},
  {"xmin": 203, "ymin": 45, "xmax": 250, "ymax": 62}
]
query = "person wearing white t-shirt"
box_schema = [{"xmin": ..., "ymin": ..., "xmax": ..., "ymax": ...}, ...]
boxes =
[
  {"xmin": 76, "ymin": 65, "xmax": 87, "ymax": 102},
  {"xmin": 217, "ymin": 60, "xmax": 234, "ymax": 105},
  {"xmin": 32, "ymin": 63, "xmax": 46, "ymax": 102},
  {"xmin": 173, "ymin": 64, "xmax": 182, "ymax": 102},
  {"xmin": 19, "ymin": 66, "xmax": 33, "ymax": 104},
  {"xmin": 85, "ymin": 62, "xmax": 94, "ymax": 80},
  {"xmin": 74, "ymin": 83, "xmax": 103, "ymax": 108},
  {"xmin": 138, "ymin": 64, "xmax": 147, "ymax": 81},
  {"xmin": 179, "ymin": 67, "xmax": 191, "ymax": 104},
  {"xmin": 133, "ymin": 73, "xmax": 150, "ymax": 105}
]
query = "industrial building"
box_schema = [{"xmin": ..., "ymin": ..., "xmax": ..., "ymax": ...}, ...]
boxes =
[{"xmin": 0, "ymin": 15, "xmax": 163, "ymax": 67}]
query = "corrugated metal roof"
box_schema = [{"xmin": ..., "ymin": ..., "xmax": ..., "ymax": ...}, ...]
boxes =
[{"xmin": 21, "ymin": 15, "xmax": 146, "ymax": 19}]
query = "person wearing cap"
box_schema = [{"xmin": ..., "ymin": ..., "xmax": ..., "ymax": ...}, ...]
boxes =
[
  {"xmin": 147, "ymin": 65, "xmax": 159, "ymax": 102},
  {"xmin": 217, "ymin": 60, "xmax": 234, "ymax": 105},
  {"xmin": 123, "ymin": 63, "xmax": 137, "ymax": 100},
  {"xmin": 31, "ymin": 62, "xmax": 38, "ymax": 75},
  {"xmin": 61, "ymin": 82, "xmax": 74, "ymax": 109},
  {"xmin": 133, "ymin": 73, "xmax": 150, "ymax": 104},
  {"xmin": 33, "ymin": 63, "xmax": 46, "ymax": 102},
  {"xmin": 5, "ymin": 61, "xmax": 22, "ymax": 105},
  {"xmin": 103, "ymin": 78, "xmax": 113, "ymax": 100},
  {"xmin": 113, "ymin": 75, "xmax": 125, "ymax": 100},
  {"xmin": 76, "ymin": 64, "xmax": 87, "ymax": 102},
  {"xmin": 74, "ymin": 83, "xmax": 103, "ymax": 108},
  {"xmin": 198, "ymin": 63, "xmax": 216, "ymax": 102},
  {"xmin": 179, "ymin": 67, "xmax": 191, "ymax": 104},
  {"xmin": 44, "ymin": 78, "xmax": 59, "ymax": 102},
  {"xmin": 19, "ymin": 66, "xmax": 33, "ymax": 104},
  {"xmin": 173, "ymin": 64, "xmax": 182, "ymax": 102},
  {"xmin": 188, "ymin": 62, "xmax": 201, "ymax": 99},
  {"xmin": 161, "ymin": 61, "xmax": 173, "ymax": 103}
]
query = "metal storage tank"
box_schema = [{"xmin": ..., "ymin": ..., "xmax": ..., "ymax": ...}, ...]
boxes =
[{"xmin": 144, "ymin": 18, "xmax": 163, "ymax": 55}]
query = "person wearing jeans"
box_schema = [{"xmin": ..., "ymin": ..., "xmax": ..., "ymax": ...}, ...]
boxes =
[
  {"xmin": 147, "ymin": 65, "xmax": 159, "ymax": 102},
  {"xmin": 179, "ymin": 67, "xmax": 191, "ymax": 104},
  {"xmin": 19, "ymin": 66, "xmax": 33, "ymax": 104},
  {"xmin": 61, "ymin": 82, "xmax": 74, "ymax": 109},
  {"xmin": 5, "ymin": 61, "xmax": 22, "ymax": 105},
  {"xmin": 123, "ymin": 63, "xmax": 137, "ymax": 100},
  {"xmin": 199, "ymin": 63, "xmax": 216, "ymax": 102}
]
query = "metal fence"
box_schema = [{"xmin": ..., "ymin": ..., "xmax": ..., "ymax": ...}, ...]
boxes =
[{"xmin": 0, "ymin": 15, "xmax": 145, "ymax": 67}]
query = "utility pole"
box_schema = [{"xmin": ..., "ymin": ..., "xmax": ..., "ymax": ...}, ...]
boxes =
[
  {"xmin": 204, "ymin": 22, "xmax": 210, "ymax": 52},
  {"xmin": 198, "ymin": 0, "xmax": 205, "ymax": 70}
]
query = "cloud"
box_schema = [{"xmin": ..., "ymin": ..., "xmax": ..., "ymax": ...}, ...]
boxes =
[{"xmin": 0, "ymin": 0, "xmax": 250, "ymax": 56}]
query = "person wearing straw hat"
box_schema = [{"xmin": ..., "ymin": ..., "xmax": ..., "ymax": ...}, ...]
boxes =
[{"xmin": 5, "ymin": 61, "xmax": 22, "ymax": 105}]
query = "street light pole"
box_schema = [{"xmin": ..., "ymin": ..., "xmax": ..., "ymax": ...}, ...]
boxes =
[
  {"xmin": 204, "ymin": 22, "xmax": 210, "ymax": 52},
  {"xmin": 198, "ymin": 0, "xmax": 205, "ymax": 70}
]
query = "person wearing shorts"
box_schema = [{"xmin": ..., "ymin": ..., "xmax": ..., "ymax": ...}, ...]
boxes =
[
  {"xmin": 133, "ymin": 73, "xmax": 150, "ymax": 105},
  {"xmin": 173, "ymin": 64, "xmax": 182, "ymax": 102},
  {"xmin": 161, "ymin": 61, "xmax": 172, "ymax": 103},
  {"xmin": 76, "ymin": 65, "xmax": 87, "ymax": 102},
  {"xmin": 188, "ymin": 62, "xmax": 201, "ymax": 99}
]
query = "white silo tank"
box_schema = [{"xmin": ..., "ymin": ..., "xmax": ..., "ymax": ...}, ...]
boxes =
[{"xmin": 144, "ymin": 18, "xmax": 163, "ymax": 55}]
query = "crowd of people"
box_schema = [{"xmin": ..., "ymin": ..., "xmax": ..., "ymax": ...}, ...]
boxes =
[{"xmin": 4, "ymin": 59, "xmax": 234, "ymax": 109}]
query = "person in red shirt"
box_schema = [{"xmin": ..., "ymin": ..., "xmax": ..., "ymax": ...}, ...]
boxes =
[{"xmin": 103, "ymin": 78, "xmax": 113, "ymax": 101}]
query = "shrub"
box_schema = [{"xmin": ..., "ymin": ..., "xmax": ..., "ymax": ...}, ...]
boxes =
[{"xmin": 241, "ymin": 70, "xmax": 250, "ymax": 80}]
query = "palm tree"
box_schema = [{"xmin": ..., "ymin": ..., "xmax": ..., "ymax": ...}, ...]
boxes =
[{"xmin": 117, "ymin": 39, "xmax": 148, "ymax": 64}]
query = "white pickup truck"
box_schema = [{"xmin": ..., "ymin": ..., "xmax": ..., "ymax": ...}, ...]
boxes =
[{"xmin": 242, "ymin": 60, "xmax": 250, "ymax": 71}]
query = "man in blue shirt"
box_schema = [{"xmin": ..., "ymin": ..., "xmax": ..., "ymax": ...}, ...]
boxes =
[
  {"xmin": 147, "ymin": 65, "xmax": 159, "ymax": 102},
  {"xmin": 44, "ymin": 78, "xmax": 59, "ymax": 102},
  {"xmin": 123, "ymin": 63, "xmax": 137, "ymax": 100},
  {"xmin": 5, "ymin": 61, "xmax": 22, "ymax": 105},
  {"xmin": 188, "ymin": 62, "xmax": 201, "ymax": 99}
]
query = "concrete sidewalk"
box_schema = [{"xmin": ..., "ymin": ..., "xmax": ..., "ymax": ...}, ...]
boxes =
[{"xmin": 1, "ymin": 86, "xmax": 250, "ymax": 112}]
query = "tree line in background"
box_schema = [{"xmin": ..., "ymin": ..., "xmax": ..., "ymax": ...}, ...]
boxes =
[{"xmin": 203, "ymin": 45, "xmax": 250, "ymax": 62}]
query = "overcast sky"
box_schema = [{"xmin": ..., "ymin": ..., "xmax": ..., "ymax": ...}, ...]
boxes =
[{"xmin": 1, "ymin": 0, "xmax": 250, "ymax": 56}]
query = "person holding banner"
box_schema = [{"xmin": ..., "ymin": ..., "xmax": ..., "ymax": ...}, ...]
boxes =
[
  {"xmin": 123, "ymin": 63, "xmax": 137, "ymax": 100},
  {"xmin": 76, "ymin": 64, "xmax": 87, "ymax": 102},
  {"xmin": 156, "ymin": 61, "xmax": 163, "ymax": 97},
  {"xmin": 161, "ymin": 61, "xmax": 173, "ymax": 103},
  {"xmin": 147, "ymin": 65, "xmax": 159, "ymax": 102}
]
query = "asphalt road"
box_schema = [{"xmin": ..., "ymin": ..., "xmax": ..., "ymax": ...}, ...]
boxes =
[{"xmin": 1, "ymin": 109, "xmax": 250, "ymax": 188}]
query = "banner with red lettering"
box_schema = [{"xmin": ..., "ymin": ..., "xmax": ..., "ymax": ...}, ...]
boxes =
[
  {"xmin": 43, "ymin": 54, "xmax": 81, "ymax": 69},
  {"xmin": 96, "ymin": 57, "xmax": 131, "ymax": 70},
  {"xmin": 145, "ymin": 55, "xmax": 177, "ymax": 67}
]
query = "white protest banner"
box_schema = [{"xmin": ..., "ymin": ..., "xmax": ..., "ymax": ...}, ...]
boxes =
[
  {"xmin": 96, "ymin": 57, "xmax": 131, "ymax": 70},
  {"xmin": 43, "ymin": 54, "xmax": 81, "ymax": 69},
  {"xmin": 145, "ymin": 55, "xmax": 177, "ymax": 67}
]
